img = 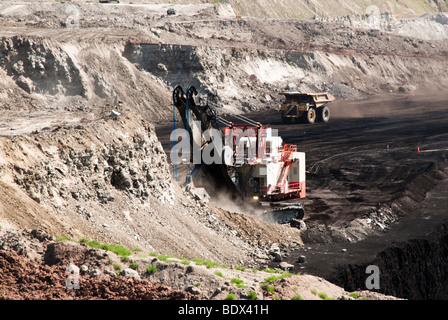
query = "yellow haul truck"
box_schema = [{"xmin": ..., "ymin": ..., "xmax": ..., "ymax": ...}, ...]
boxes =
[{"xmin": 280, "ymin": 92, "xmax": 335, "ymax": 124}]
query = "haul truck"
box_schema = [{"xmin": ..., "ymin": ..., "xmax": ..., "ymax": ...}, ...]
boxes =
[{"xmin": 280, "ymin": 92, "xmax": 335, "ymax": 124}]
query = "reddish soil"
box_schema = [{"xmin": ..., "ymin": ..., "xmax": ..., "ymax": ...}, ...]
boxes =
[{"xmin": 0, "ymin": 246, "xmax": 198, "ymax": 300}]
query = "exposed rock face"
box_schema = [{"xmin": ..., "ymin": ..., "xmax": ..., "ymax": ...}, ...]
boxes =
[
  {"xmin": 12, "ymin": 108, "xmax": 174, "ymax": 207},
  {"xmin": 0, "ymin": 36, "xmax": 86, "ymax": 97},
  {"xmin": 330, "ymin": 223, "xmax": 448, "ymax": 300}
]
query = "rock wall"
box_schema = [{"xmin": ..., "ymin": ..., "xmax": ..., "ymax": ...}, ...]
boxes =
[
  {"xmin": 0, "ymin": 36, "xmax": 172, "ymax": 121},
  {"xmin": 0, "ymin": 37, "xmax": 86, "ymax": 97},
  {"xmin": 1, "ymin": 15, "xmax": 448, "ymax": 120},
  {"xmin": 124, "ymin": 41, "xmax": 448, "ymax": 115},
  {"xmin": 330, "ymin": 223, "xmax": 448, "ymax": 299},
  {"xmin": 12, "ymin": 110, "xmax": 173, "ymax": 207}
]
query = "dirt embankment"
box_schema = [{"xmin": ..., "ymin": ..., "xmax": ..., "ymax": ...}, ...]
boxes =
[
  {"xmin": 0, "ymin": 222, "xmax": 402, "ymax": 300},
  {"xmin": 0, "ymin": 225, "xmax": 198, "ymax": 300},
  {"xmin": 1, "ymin": 3, "xmax": 447, "ymax": 122}
]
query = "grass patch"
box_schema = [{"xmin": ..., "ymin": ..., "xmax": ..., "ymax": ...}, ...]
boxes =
[
  {"xmin": 291, "ymin": 295, "xmax": 304, "ymax": 300},
  {"xmin": 156, "ymin": 254, "xmax": 172, "ymax": 262},
  {"xmin": 230, "ymin": 278, "xmax": 243, "ymax": 285},
  {"xmin": 266, "ymin": 286, "xmax": 275, "ymax": 293},
  {"xmin": 81, "ymin": 239, "xmax": 131, "ymax": 258},
  {"xmin": 263, "ymin": 268, "xmax": 280, "ymax": 273},
  {"xmin": 234, "ymin": 265, "xmax": 246, "ymax": 271},
  {"xmin": 230, "ymin": 278, "xmax": 247, "ymax": 288},
  {"xmin": 56, "ymin": 236, "xmax": 70, "ymax": 242},
  {"xmin": 192, "ymin": 258, "xmax": 223, "ymax": 268},
  {"xmin": 262, "ymin": 272, "xmax": 295, "ymax": 285},
  {"xmin": 129, "ymin": 263, "xmax": 138, "ymax": 270},
  {"xmin": 214, "ymin": 271, "xmax": 224, "ymax": 278},
  {"xmin": 310, "ymin": 289, "xmax": 317, "ymax": 295},
  {"xmin": 225, "ymin": 293, "xmax": 236, "ymax": 300},
  {"xmin": 349, "ymin": 292, "xmax": 361, "ymax": 299},
  {"xmin": 247, "ymin": 291, "xmax": 258, "ymax": 300},
  {"xmin": 146, "ymin": 265, "xmax": 157, "ymax": 274},
  {"xmin": 318, "ymin": 292, "xmax": 336, "ymax": 300},
  {"xmin": 149, "ymin": 252, "xmax": 182, "ymax": 263}
]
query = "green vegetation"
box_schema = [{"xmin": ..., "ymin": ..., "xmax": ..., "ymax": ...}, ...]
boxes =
[
  {"xmin": 349, "ymin": 292, "xmax": 361, "ymax": 299},
  {"xmin": 247, "ymin": 291, "xmax": 258, "ymax": 300},
  {"xmin": 230, "ymin": 278, "xmax": 243, "ymax": 285},
  {"xmin": 214, "ymin": 271, "xmax": 224, "ymax": 278},
  {"xmin": 55, "ymin": 236, "xmax": 70, "ymax": 242},
  {"xmin": 291, "ymin": 295, "xmax": 304, "ymax": 300},
  {"xmin": 317, "ymin": 292, "xmax": 336, "ymax": 300},
  {"xmin": 192, "ymin": 258, "xmax": 227, "ymax": 269},
  {"xmin": 311, "ymin": 289, "xmax": 335, "ymax": 300},
  {"xmin": 150, "ymin": 252, "xmax": 192, "ymax": 265},
  {"xmin": 230, "ymin": 278, "xmax": 247, "ymax": 288},
  {"xmin": 263, "ymin": 268, "xmax": 280, "ymax": 273},
  {"xmin": 266, "ymin": 285, "xmax": 275, "ymax": 293},
  {"xmin": 80, "ymin": 239, "xmax": 131, "ymax": 258},
  {"xmin": 156, "ymin": 254, "xmax": 172, "ymax": 262},
  {"xmin": 57, "ymin": 237, "xmax": 132, "ymax": 260},
  {"xmin": 225, "ymin": 293, "xmax": 236, "ymax": 300},
  {"xmin": 146, "ymin": 265, "xmax": 157, "ymax": 274},
  {"xmin": 234, "ymin": 265, "xmax": 246, "ymax": 271},
  {"xmin": 262, "ymin": 272, "xmax": 296, "ymax": 285},
  {"xmin": 129, "ymin": 263, "xmax": 138, "ymax": 270}
]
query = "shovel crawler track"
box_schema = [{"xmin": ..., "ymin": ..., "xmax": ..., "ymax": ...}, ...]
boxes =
[{"xmin": 261, "ymin": 203, "xmax": 305, "ymax": 224}]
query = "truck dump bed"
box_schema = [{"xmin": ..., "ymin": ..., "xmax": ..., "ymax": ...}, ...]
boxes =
[{"xmin": 280, "ymin": 92, "xmax": 335, "ymax": 124}]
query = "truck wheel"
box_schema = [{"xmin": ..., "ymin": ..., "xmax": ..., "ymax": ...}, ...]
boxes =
[
  {"xmin": 305, "ymin": 108, "xmax": 316, "ymax": 124},
  {"xmin": 318, "ymin": 106, "xmax": 330, "ymax": 122}
]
